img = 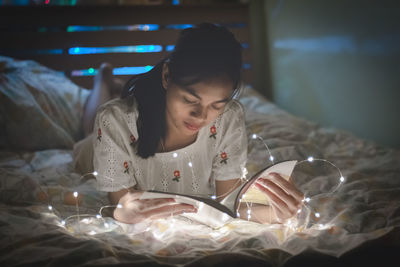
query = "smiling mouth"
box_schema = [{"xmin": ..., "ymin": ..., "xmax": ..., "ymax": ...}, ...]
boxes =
[{"xmin": 184, "ymin": 122, "xmax": 200, "ymax": 131}]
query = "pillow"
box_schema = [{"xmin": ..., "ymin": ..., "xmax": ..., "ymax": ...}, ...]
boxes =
[{"xmin": 0, "ymin": 55, "xmax": 90, "ymax": 150}]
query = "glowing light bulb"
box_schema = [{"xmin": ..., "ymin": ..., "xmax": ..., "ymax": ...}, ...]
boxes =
[
  {"xmin": 315, "ymin": 212, "xmax": 320, "ymax": 218},
  {"xmin": 117, "ymin": 204, "xmax": 123, "ymax": 209},
  {"xmin": 48, "ymin": 205, "xmax": 53, "ymax": 211},
  {"xmin": 104, "ymin": 223, "xmax": 109, "ymax": 228},
  {"xmin": 340, "ymin": 176, "xmax": 345, "ymax": 182},
  {"xmin": 304, "ymin": 197, "xmax": 311, "ymax": 203},
  {"xmin": 96, "ymin": 214, "xmax": 101, "ymax": 219},
  {"xmin": 297, "ymin": 209, "xmax": 302, "ymax": 214},
  {"xmin": 307, "ymin": 156, "xmax": 314, "ymax": 162},
  {"xmin": 269, "ymin": 155, "xmax": 274, "ymax": 162},
  {"xmin": 188, "ymin": 162, "xmax": 193, "ymax": 167},
  {"xmin": 252, "ymin": 134, "xmax": 257, "ymax": 139},
  {"xmin": 173, "ymin": 153, "xmax": 178, "ymax": 158},
  {"xmin": 61, "ymin": 220, "xmax": 66, "ymax": 226},
  {"xmin": 93, "ymin": 171, "xmax": 98, "ymax": 176},
  {"xmin": 73, "ymin": 192, "xmax": 78, "ymax": 198},
  {"xmin": 211, "ymin": 195, "xmax": 216, "ymax": 200}
]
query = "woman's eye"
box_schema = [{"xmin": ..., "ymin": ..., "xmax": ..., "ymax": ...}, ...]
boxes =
[
  {"xmin": 212, "ymin": 104, "xmax": 225, "ymax": 110},
  {"xmin": 183, "ymin": 97, "xmax": 197, "ymax": 104}
]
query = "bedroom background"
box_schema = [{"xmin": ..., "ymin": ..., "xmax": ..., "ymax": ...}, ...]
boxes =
[
  {"xmin": 0, "ymin": 0, "xmax": 399, "ymax": 266},
  {"xmin": 1, "ymin": 0, "xmax": 399, "ymax": 148}
]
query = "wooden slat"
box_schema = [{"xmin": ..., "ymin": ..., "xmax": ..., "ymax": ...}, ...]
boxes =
[
  {"xmin": 70, "ymin": 68, "xmax": 253, "ymax": 90},
  {"xmin": 241, "ymin": 69, "xmax": 253, "ymax": 85},
  {"xmin": 1, "ymin": 46, "xmax": 250, "ymax": 72},
  {"xmin": 2, "ymin": 53, "xmax": 168, "ymax": 71},
  {"xmin": 0, "ymin": 6, "xmax": 248, "ymax": 26},
  {"xmin": 1, "ymin": 30, "xmax": 177, "ymax": 50},
  {"xmin": 1, "ymin": 27, "xmax": 250, "ymax": 49},
  {"xmin": 0, "ymin": 5, "xmax": 253, "ymax": 89}
]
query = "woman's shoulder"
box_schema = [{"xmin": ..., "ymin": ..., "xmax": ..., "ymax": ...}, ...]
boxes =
[
  {"xmin": 220, "ymin": 99, "xmax": 245, "ymax": 123},
  {"xmin": 97, "ymin": 97, "xmax": 138, "ymax": 119},
  {"xmin": 95, "ymin": 97, "xmax": 139, "ymax": 137},
  {"xmin": 226, "ymin": 99, "xmax": 245, "ymax": 114}
]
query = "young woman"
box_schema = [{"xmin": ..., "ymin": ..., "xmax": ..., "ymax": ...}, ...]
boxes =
[{"xmin": 74, "ymin": 23, "xmax": 303, "ymax": 224}]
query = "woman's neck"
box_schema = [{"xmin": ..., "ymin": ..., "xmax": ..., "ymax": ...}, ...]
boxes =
[{"xmin": 161, "ymin": 130, "xmax": 197, "ymax": 152}]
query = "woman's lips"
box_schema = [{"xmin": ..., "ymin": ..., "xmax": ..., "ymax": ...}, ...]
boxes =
[{"xmin": 184, "ymin": 122, "xmax": 200, "ymax": 131}]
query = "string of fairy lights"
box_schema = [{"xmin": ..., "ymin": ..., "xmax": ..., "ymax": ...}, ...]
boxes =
[{"xmin": 38, "ymin": 132, "xmax": 346, "ymax": 235}]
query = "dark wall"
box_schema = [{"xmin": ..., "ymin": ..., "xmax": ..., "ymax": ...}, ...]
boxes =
[{"xmin": 261, "ymin": 0, "xmax": 400, "ymax": 148}]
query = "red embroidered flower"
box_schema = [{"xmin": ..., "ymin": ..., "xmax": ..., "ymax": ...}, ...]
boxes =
[
  {"xmin": 97, "ymin": 128, "xmax": 102, "ymax": 141},
  {"xmin": 123, "ymin": 161, "xmax": 129, "ymax": 174},
  {"xmin": 173, "ymin": 170, "xmax": 180, "ymax": 182},
  {"xmin": 209, "ymin": 125, "xmax": 217, "ymax": 139},
  {"xmin": 220, "ymin": 152, "xmax": 228, "ymax": 164},
  {"xmin": 130, "ymin": 134, "xmax": 136, "ymax": 145}
]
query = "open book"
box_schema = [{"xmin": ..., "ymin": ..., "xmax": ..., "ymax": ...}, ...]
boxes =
[{"xmin": 140, "ymin": 160, "xmax": 298, "ymax": 228}]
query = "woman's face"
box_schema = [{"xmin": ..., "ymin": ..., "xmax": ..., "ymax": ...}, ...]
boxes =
[{"xmin": 163, "ymin": 65, "xmax": 234, "ymax": 138}]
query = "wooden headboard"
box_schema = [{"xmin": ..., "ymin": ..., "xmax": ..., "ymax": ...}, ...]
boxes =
[{"xmin": 0, "ymin": 5, "xmax": 252, "ymax": 90}]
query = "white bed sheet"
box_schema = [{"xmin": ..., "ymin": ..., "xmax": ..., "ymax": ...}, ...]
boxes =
[{"xmin": 0, "ymin": 86, "xmax": 399, "ymax": 266}]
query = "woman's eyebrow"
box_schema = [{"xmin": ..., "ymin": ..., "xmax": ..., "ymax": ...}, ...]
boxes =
[
  {"xmin": 184, "ymin": 86, "xmax": 201, "ymax": 100},
  {"xmin": 183, "ymin": 86, "xmax": 230, "ymax": 103},
  {"xmin": 215, "ymin": 98, "xmax": 230, "ymax": 103}
]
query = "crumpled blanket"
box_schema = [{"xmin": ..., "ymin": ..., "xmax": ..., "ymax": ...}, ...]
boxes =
[{"xmin": 1, "ymin": 86, "xmax": 399, "ymax": 266}]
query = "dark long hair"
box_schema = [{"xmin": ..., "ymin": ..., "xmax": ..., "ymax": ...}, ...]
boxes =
[{"xmin": 121, "ymin": 23, "xmax": 243, "ymax": 158}]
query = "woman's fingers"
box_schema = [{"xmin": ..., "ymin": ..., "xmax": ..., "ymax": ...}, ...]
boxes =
[
  {"xmin": 143, "ymin": 203, "xmax": 197, "ymax": 219},
  {"xmin": 254, "ymin": 182, "xmax": 297, "ymax": 222},
  {"xmin": 268, "ymin": 173, "xmax": 304, "ymax": 201},
  {"xmin": 254, "ymin": 183, "xmax": 294, "ymax": 221},
  {"xmin": 256, "ymin": 179, "xmax": 300, "ymax": 212},
  {"xmin": 138, "ymin": 198, "xmax": 176, "ymax": 211},
  {"xmin": 254, "ymin": 182, "xmax": 291, "ymax": 213},
  {"xmin": 149, "ymin": 206, "xmax": 197, "ymax": 220}
]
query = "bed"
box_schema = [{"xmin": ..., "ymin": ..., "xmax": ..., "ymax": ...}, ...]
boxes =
[
  {"xmin": 1, "ymin": 54, "xmax": 400, "ymax": 266},
  {"xmin": 1, "ymin": 4, "xmax": 400, "ymax": 267}
]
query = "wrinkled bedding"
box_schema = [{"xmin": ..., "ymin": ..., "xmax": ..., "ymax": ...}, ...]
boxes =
[{"xmin": 1, "ymin": 57, "xmax": 400, "ymax": 266}]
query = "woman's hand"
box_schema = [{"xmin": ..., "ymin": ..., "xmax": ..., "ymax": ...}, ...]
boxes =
[
  {"xmin": 254, "ymin": 172, "xmax": 304, "ymax": 223},
  {"xmin": 113, "ymin": 191, "xmax": 197, "ymax": 224}
]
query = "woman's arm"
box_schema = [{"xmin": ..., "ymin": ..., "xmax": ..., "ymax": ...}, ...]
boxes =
[
  {"xmin": 109, "ymin": 188, "xmax": 197, "ymax": 224},
  {"xmin": 215, "ymin": 179, "xmax": 242, "ymax": 202},
  {"xmin": 108, "ymin": 188, "xmax": 132, "ymax": 205}
]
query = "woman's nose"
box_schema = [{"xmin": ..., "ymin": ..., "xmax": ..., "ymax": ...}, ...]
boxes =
[{"xmin": 191, "ymin": 106, "xmax": 207, "ymax": 120}]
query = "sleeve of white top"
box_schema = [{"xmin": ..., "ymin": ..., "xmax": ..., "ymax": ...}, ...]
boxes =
[
  {"xmin": 210, "ymin": 100, "xmax": 248, "ymax": 181},
  {"xmin": 92, "ymin": 103, "xmax": 137, "ymax": 192}
]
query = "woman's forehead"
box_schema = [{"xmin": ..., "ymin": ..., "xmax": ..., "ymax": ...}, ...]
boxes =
[{"xmin": 180, "ymin": 79, "xmax": 234, "ymax": 100}]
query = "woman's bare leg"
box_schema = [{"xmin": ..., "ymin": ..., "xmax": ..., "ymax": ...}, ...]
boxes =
[{"xmin": 81, "ymin": 63, "xmax": 123, "ymax": 136}]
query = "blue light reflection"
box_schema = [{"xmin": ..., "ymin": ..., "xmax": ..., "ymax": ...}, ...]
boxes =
[
  {"xmin": 71, "ymin": 66, "xmax": 154, "ymax": 76},
  {"xmin": 68, "ymin": 45, "xmax": 162, "ymax": 55}
]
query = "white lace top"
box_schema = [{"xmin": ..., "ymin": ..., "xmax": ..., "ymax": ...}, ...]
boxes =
[{"xmin": 93, "ymin": 97, "xmax": 248, "ymax": 198}]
